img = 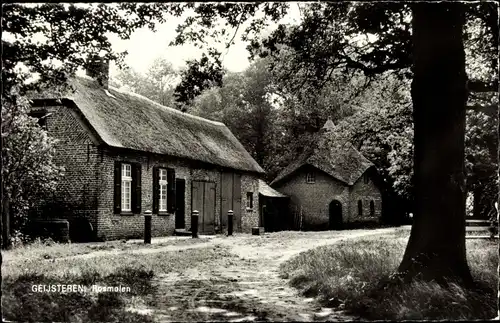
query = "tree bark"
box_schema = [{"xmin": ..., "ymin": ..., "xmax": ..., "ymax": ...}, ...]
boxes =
[{"xmin": 398, "ymin": 3, "xmax": 473, "ymax": 285}]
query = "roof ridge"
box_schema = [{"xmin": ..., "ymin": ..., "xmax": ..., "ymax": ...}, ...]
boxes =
[
  {"xmin": 109, "ymin": 84, "xmax": 226, "ymax": 127},
  {"xmin": 75, "ymin": 76, "xmax": 225, "ymax": 127}
]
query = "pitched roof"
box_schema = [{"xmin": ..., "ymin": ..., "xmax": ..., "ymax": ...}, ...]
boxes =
[
  {"xmin": 258, "ymin": 180, "xmax": 288, "ymax": 198},
  {"xmin": 271, "ymin": 131, "xmax": 374, "ymax": 186},
  {"xmin": 34, "ymin": 76, "xmax": 265, "ymax": 174}
]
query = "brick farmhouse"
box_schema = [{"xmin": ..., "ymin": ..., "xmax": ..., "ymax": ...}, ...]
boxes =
[
  {"xmin": 30, "ymin": 61, "xmax": 265, "ymax": 241},
  {"xmin": 271, "ymin": 119, "xmax": 383, "ymax": 230}
]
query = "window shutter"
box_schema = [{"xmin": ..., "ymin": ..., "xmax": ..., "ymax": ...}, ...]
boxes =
[
  {"xmin": 167, "ymin": 168, "xmax": 176, "ymax": 213},
  {"xmin": 113, "ymin": 161, "xmax": 121, "ymax": 214},
  {"xmin": 132, "ymin": 163, "xmax": 142, "ymax": 214},
  {"xmin": 152, "ymin": 167, "xmax": 159, "ymax": 214}
]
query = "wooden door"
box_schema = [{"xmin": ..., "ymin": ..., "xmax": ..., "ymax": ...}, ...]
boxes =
[
  {"xmin": 192, "ymin": 181, "xmax": 204, "ymax": 231},
  {"xmin": 191, "ymin": 180, "xmax": 216, "ymax": 234},
  {"xmin": 203, "ymin": 182, "xmax": 216, "ymax": 233},
  {"xmin": 233, "ymin": 174, "xmax": 242, "ymax": 231},
  {"xmin": 175, "ymin": 179, "xmax": 186, "ymax": 229},
  {"xmin": 220, "ymin": 172, "xmax": 233, "ymax": 230}
]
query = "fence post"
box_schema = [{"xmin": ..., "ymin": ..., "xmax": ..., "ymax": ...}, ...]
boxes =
[
  {"xmin": 228, "ymin": 210, "xmax": 234, "ymax": 236},
  {"xmin": 191, "ymin": 210, "xmax": 199, "ymax": 238},
  {"xmin": 144, "ymin": 210, "xmax": 152, "ymax": 244}
]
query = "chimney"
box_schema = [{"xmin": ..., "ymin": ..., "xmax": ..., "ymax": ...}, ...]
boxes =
[{"xmin": 85, "ymin": 55, "xmax": 109, "ymax": 89}]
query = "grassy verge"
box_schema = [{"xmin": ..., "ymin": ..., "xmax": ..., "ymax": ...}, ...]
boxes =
[
  {"xmin": 279, "ymin": 228, "xmax": 497, "ymax": 320},
  {"xmin": 2, "ymin": 245, "xmax": 231, "ymax": 322},
  {"xmin": 3, "ymin": 236, "xmax": 210, "ymax": 262}
]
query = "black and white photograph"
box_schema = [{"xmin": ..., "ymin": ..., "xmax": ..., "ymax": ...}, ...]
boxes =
[{"xmin": 1, "ymin": 1, "xmax": 499, "ymax": 322}]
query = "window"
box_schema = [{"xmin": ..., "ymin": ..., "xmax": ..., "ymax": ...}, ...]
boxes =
[
  {"xmin": 121, "ymin": 163, "xmax": 132, "ymax": 211},
  {"xmin": 363, "ymin": 174, "xmax": 369, "ymax": 184},
  {"xmin": 114, "ymin": 162, "xmax": 141, "ymax": 214},
  {"xmin": 370, "ymin": 200, "xmax": 375, "ymax": 217},
  {"xmin": 29, "ymin": 110, "xmax": 49, "ymax": 130},
  {"xmin": 159, "ymin": 168, "xmax": 168, "ymax": 212},
  {"xmin": 246, "ymin": 192, "xmax": 253, "ymax": 209},
  {"xmin": 358, "ymin": 200, "xmax": 363, "ymax": 216},
  {"xmin": 306, "ymin": 172, "xmax": 315, "ymax": 184},
  {"xmin": 153, "ymin": 167, "xmax": 176, "ymax": 214}
]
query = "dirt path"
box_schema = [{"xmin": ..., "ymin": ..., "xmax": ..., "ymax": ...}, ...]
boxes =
[{"xmin": 150, "ymin": 227, "xmax": 398, "ymax": 322}]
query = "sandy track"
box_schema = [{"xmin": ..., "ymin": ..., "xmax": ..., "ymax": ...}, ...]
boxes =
[{"xmin": 150, "ymin": 227, "xmax": 398, "ymax": 322}]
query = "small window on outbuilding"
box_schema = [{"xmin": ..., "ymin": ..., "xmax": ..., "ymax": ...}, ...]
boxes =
[
  {"xmin": 29, "ymin": 110, "xmax": 49, "ymax": 130},
  {"xmin": 246, "ymin": 192, "xmax": 253, "ymax": 209},
  {"xmin": 370, "ymin": 200, "xmax": 375, "ymax": 216},
  {"xmin": 306, "ymin": 172, "xmax": 315, "ymax": 184},
  {"xmin": 358, "ymin": 200, "xmax": 363, "ymax": 216}
]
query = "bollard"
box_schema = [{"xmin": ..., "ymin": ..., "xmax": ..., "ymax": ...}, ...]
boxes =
[
  {"xmin": 191, "ymin": 210, "xmax": 199, "ymax": 238},
  {"xmin": 144, "ymin": 210, "xmax": 152, "ymax": 244},
  {"xmin": 228, "ymin": 210, "xmax": 234, "ymax": 236}
]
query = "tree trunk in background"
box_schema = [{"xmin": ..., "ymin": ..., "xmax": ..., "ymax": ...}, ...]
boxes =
[
  {"xmin": 2, "ymin": 195, "xmax": 11, "ymax": 250},
  {"xmin": 398, "ymin": 3, "xmax": 473, "ymax": 285},
  {"xmin": 473, "ymin": 186, "xmax": 483, "ymax": 218},
  {"xmin": 497, "ymin": 65, "xmax": 500, "ymax": 318}
]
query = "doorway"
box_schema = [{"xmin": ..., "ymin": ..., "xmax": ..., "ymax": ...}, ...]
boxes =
[
  {"xmin": 192, "ymin": 181, "xmax": 216, "ymax": 234},
  {"xmin": 329, "ymin": 200, "xmax": 343, "ymax": 230},
  {"xmin": 175, "ymin": 179, "xmax": 185, "ymax": 229}
]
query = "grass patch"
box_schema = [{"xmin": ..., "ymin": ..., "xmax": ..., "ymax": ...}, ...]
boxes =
[
  {"xmin": 3, "ymin": 268, "xmax": 155, "ymax": 322},
  {"xmin": 3, "ymin": 236, "xmax": 210, "ymax": 263},
  {"xmin": 280, "ymin": 230, "xmax": 497, "ymax": 320},
  {"xmin": 3, "ymin": 245, "xmax": 233, "ymax": 322}
]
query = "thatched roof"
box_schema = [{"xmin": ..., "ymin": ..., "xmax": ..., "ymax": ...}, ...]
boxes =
[
  {"xmin": 258, "ymin": 180, "xmax": 287, "ymax": 198},
  {"xmin": 34, "ymin": 76, "xmax": 264, "ymax": 174},
  {"xmin": 271, "ymin": 130, "xmax": 374, "ymax": 186}
]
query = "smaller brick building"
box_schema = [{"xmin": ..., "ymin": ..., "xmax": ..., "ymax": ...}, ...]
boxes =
[
  {"xmin": 271, "ymin": 120, "xmax": 383, "ymax": 230},
  {"xmin": 30, "ymin": 60, "xmax": 264, "ymax": 241}
]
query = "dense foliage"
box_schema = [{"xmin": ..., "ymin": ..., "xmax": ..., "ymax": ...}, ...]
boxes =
[{"xmin": 1, "ymin": 3, "xmax": 170, "ymax": 246}]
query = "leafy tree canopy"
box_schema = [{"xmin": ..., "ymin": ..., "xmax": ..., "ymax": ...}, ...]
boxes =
[{"xmin": 170, "ymin": 2, "xmax": 497, "ymax": 104}]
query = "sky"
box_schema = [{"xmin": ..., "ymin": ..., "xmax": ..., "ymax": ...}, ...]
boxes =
[{"xmin": 108, "ymin": 4, "xmax": 303, "ymax": 77}]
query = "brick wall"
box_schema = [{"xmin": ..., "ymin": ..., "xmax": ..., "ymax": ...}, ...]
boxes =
[
  {"xmin": 241, "ymin": 174, "xmax": 260, "ymax": 232},
  {"xmin": 41, "ymin": 103, "xmax": 261, "ymax": 241},
  {"xmin": 275, "ymin": 166, "xmax": 349, "ymax": 230},
  {"xmin": 39, "ymin": 105, "xmax": 101, "ymax": 233},
  {"xmin": 96, "ymin": 149, "xmax": 192, "ymax": 240},
  {"xmin": 97, "ymin": 149, "xmax": 260, "ymax": 240},
  {"xmin": 349, "ymin": 174, "xmax": 383, "ymax": 222}
]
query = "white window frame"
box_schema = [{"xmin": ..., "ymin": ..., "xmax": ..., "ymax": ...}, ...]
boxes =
[
  {"xmin": 159, "ymin": 168, "xmax": 168, "ymax": 212},
  {"xmin": 121, "ymin": 163, "xmax": 132, "ymax": 212},
  {"xmin": 306, "ymin": 172, "xmax": 315, "ymax": 184}
]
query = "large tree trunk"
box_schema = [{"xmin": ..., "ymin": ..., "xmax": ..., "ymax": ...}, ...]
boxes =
[
  {"xmin": 497, "ymin": 84, "xmax": 500, "ymax": 320},
  {"xmin": 398, "ymin": 3, "xmax": 473, "ymax": 285}
]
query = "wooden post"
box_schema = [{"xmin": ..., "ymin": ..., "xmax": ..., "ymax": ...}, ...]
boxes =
[
  {"xmin": 228, "ymin": 210, "xmax": 233, "ymax": 236},
  {"xmin": 191, "ymin": 210, "xmax": 199, "ymax": 238},
  {"xmin": 144, "ymin": 210, "xmax": 152, "ymax": 244}
]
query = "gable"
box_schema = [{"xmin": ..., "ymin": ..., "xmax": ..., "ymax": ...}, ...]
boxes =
[{"xmin": 271, "ymin": 141, "xmax": 374, "ymax": 187}]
